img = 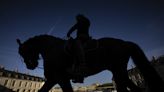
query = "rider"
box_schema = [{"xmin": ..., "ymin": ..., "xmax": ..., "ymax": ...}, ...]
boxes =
[{"xmin": 67, "ymin": 14, "xmax": 90, "ymax": 83}]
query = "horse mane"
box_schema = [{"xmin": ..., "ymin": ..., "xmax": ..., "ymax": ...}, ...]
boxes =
[{"xmin": 23, "ymin": 34, "xmax": 63, "ymax": 45}]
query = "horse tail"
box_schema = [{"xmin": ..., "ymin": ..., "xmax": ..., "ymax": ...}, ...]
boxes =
[{"xmin": 128, "ymin": 42, "xmax": 164, "ymax": 91}]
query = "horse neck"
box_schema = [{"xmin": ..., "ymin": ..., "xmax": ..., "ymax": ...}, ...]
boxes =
[{"xmin": 35, "ymin": 36, "xmax": 65, "ymax": 56}]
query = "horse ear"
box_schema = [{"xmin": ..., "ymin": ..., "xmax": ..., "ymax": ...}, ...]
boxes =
[{"xmin": 16, "ymin": 39, "xmax": 22, "ymax": 46}]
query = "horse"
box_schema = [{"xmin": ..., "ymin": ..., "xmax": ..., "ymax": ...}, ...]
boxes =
[{"xmin": 16, "ymin": 34, "xmax": 164, "ymax": 92}]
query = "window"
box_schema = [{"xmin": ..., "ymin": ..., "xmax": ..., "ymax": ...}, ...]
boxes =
[
  {"xmin": 35, "ymin": 78, "xmax": 38, "ymax": 81},
  {"xmin": 19, "ymin": 81, "xmax": 22, "ymax": 87},
  {"xmin": 25, "ymin": 82, "xmax": 28, "ymax": 87},
  {"xmin": 16, "ymin": 89, "xmax": 19, "ymax": 92},
  {"xmin": 21, "ymin": 75, "xmax": 24, "ymax": 79},
  {"xmin": 12, "ymin": 80, "xmax": 16, "ymax": 87},
  {"xmin": 35, "ymin": 83, "xmax": 37, "ymax": 88},
  {"xmin": 8, "ymin": 73, "xmax": 11, "ymax": 77},
  {"xmin": 23, "ymin": 89, "xmax": 26, "ymax": 92},
  {"xmin": 15, "ymin": 74, "xmax": 18, "ymax": 78},
  {"xmin": 26, "ymin": 77, "xmax": 30, "ymax": 80},
  {"xmin": 29, "ymin": 82, "xmax": 32, "ymax": 87},
  {"xmin": 0, "ymin": 71, "xmax": 3, "ymax": 76},
  {"xmin": 4, "ymin": 80, "xmax": 8, "ymax": 86},
  {"xmin": 31, "ymin": 77, "xmax": 34, "ymax": 81}
]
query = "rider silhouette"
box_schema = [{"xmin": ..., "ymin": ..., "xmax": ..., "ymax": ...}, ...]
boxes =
[{"xmin": 67, "ymin": 14, "xmax": 90, "ymax": 83}]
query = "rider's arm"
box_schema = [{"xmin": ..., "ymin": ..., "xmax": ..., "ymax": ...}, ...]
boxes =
[{"xmin": 67, "ymin": 24, "xmax": 77, "ymax": 37}]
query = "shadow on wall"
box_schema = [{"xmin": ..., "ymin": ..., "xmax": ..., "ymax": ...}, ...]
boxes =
[{"xmin": 0, "ymin": 85, "xmax": 13, "ymax": 92}]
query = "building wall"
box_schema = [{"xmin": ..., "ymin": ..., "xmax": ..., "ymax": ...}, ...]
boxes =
[
  {"xmin": 0, "ymin": 67, "xmax": 46, "ymax": 92},
  {"xmin": 0, "ymin": 69, "xmax": 117, "ymax": 92},
  {"xmin": 0, "ymin": 67, "xmax": 65, "ymax": 92},
  {"xmin": 0, "ymin": 76, "xmax": 44, "ymax": 92}
]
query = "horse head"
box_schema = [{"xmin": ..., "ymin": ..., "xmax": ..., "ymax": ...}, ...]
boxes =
[{"xmin": 17, "ymin": 39, "xmax": 39, "ymax": 70}]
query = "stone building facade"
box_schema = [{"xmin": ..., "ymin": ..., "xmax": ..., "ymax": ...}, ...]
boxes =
[
  {"xmin": 0, "ymin": 67, "xmax": 116, "ymax": 92},
  {"xmin": 0, "ymin": 67, "xmax": 45, "ymax": 92}
]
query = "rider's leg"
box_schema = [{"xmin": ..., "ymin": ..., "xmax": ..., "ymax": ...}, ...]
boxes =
[
  {"xmin": 75, "ymin": 39, "xmax": 85, "ymax": 65},
  {"xmin": 71, "ymin": 39, "xmax": 87, "ymax": 83}
]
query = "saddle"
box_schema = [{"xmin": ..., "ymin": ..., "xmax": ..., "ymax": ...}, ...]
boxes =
[
  {"xmin": 64, "ymin": 38, "xmax": 99, "ymax": 83},
  {"xmin": 83, "ymin": 39, "xmax": 98, "ymax": 51}
]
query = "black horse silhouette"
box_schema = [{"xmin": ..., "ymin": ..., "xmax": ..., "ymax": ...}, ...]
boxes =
[{"xmin": 17, "ymin": 34, "xmax": 163, "ymax": 92}]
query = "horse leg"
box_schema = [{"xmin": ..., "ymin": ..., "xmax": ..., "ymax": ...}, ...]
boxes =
[
  {"xmin": 129, "ymin": 42, "xmax": 164, "ymax": 91},
  {"xmin": 112, "ymin": 66, "xmax": 142, "ymax": 92},
  {"xmin": 126, "ymin": 77, "xmax": 142, "ymax": 92},
  {"xmin": 112, "ymin": 69, "xmax": 129, "ymax": 92},
  {"xmin": 120, "ymin": 68, "xmax": 142, "ymax": 92},
  {"xmin": 38, "ymin": 79, "xmax": 56, "ymax": 92},
  {"xmin": 58, "ymin": 80, "xmax": 74, "ymax": 92}
]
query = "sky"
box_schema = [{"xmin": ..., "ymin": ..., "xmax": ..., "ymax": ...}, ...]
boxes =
[{"xmin": 0, "ymin": 0, "xmax": 164, "ymax": 86}]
